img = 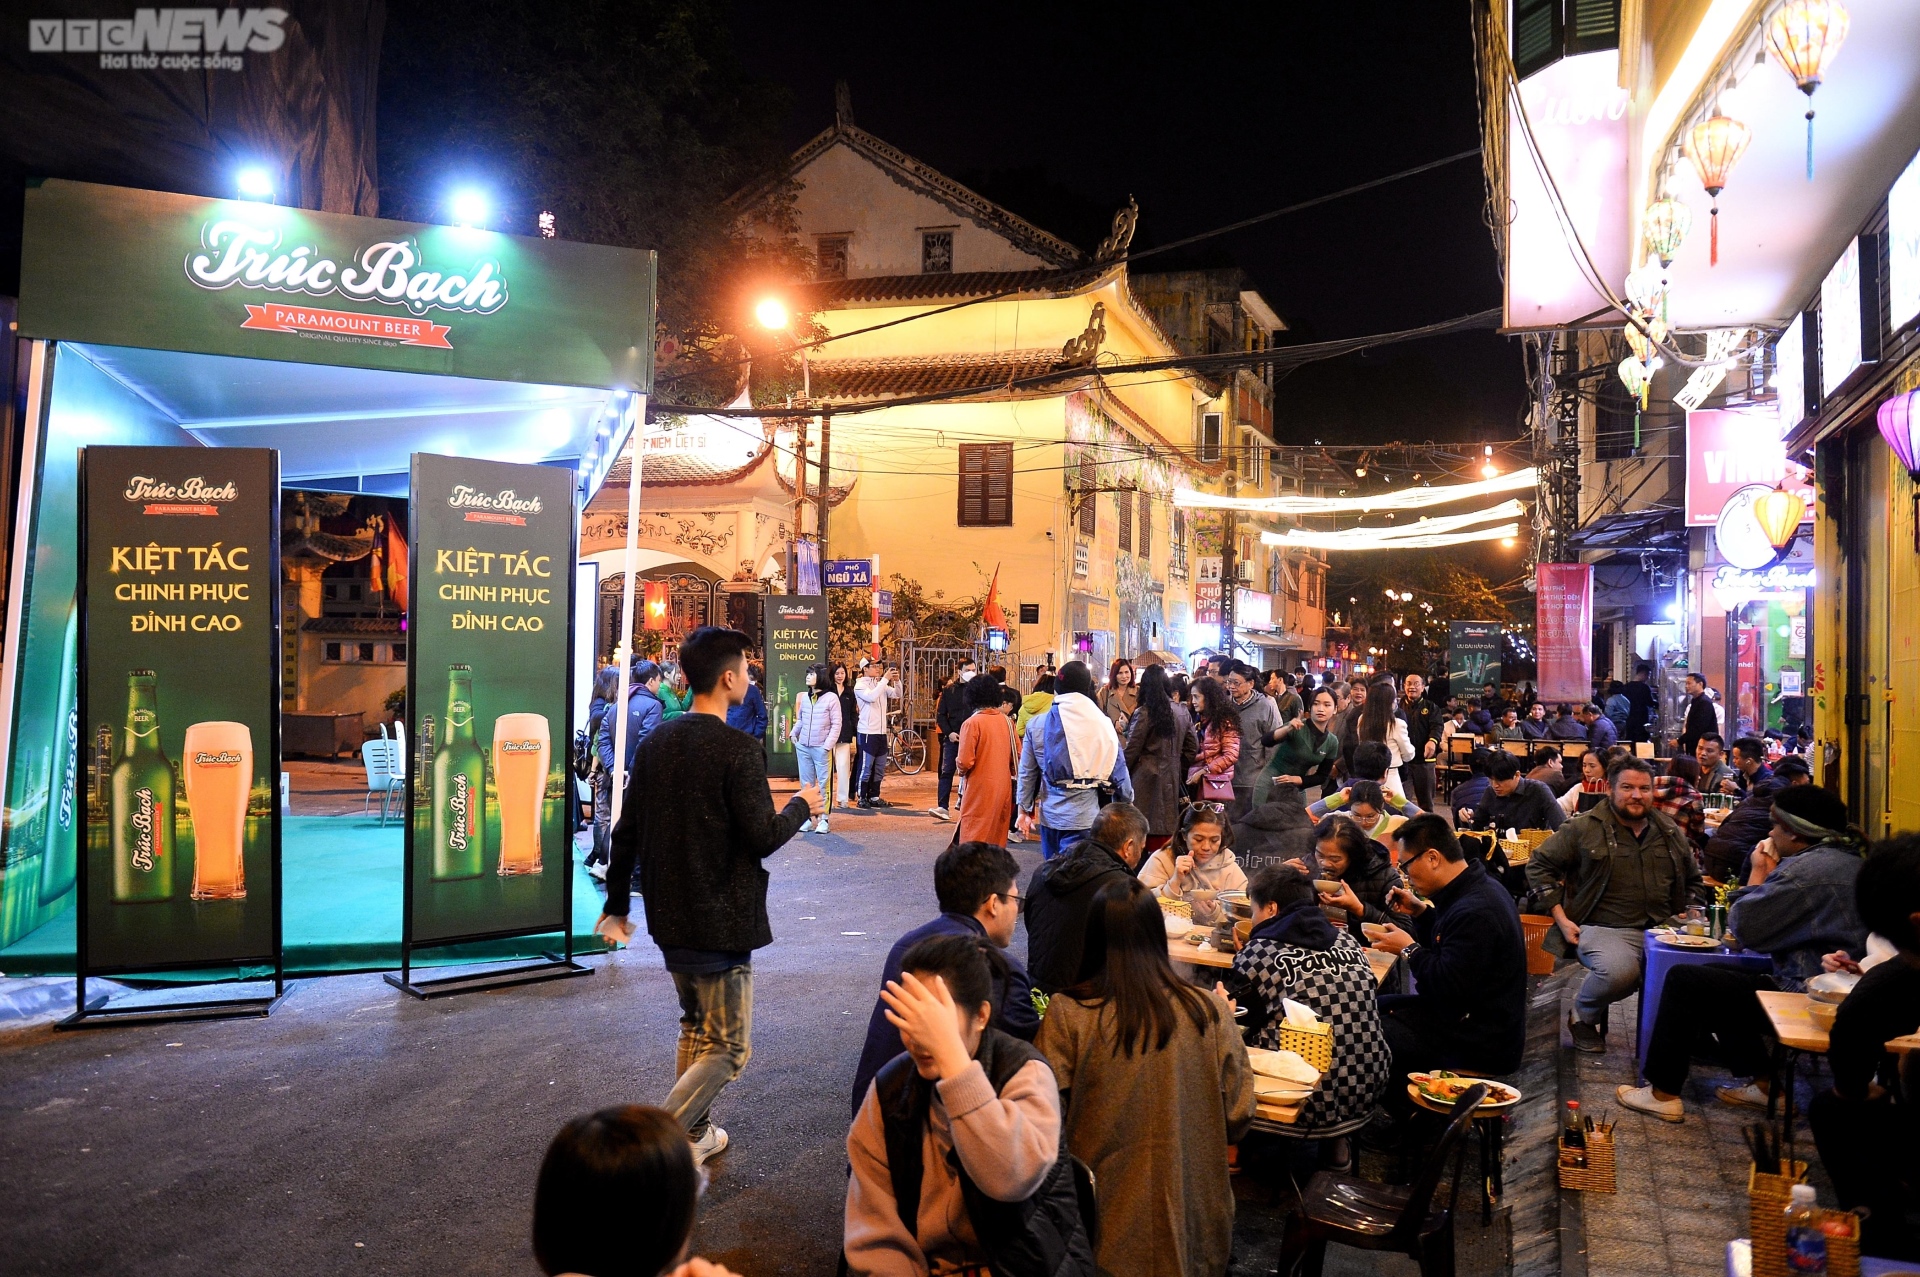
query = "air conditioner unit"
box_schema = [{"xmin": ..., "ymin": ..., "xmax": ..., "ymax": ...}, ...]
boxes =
[{"xmin": 1235, "ymin": 562, "xmax": 1254, "ymax": 584}]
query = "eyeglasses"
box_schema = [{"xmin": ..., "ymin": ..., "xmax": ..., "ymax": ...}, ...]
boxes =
[
  {"xmin": 993, "ymin": 891, "xmax": 1027, "ymax": 913},
  {"xmin": 1190, "ymin": 801, "xmax": 1228, "ymax": 814}
]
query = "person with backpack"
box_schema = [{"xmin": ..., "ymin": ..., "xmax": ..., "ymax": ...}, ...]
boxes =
[
  {"xmin": 592, "ymin": 661, "xmax": 664, "ymax": 884},
  {"xmin": 844, "ymin": 934, "xmax": 1097, "ymax": 1277},
  {"xmin": 1015, "ymin": 661, "xmax": 1132, "ymax": 862}
]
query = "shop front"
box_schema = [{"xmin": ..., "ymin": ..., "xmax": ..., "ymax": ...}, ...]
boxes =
[{"xmin": 0, "ymin": 180, "xmax": 654, "ymax": 996}]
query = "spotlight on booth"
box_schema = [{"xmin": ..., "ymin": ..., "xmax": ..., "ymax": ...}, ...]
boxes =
[
  {"xmin": 450, "ymin": 189, "xmax": 490, "ymax": 228},
  {"xmin": 235, "ymin": 168, "xmax": 275, "ymax": 202}
]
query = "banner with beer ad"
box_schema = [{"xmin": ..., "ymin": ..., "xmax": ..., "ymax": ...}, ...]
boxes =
[
  {"xmin": 1447, "ymin": 621, "xmax": 1503, "ymax": 699},
  {"xmin": 78, "ymin": 446, "xmax": 280, "ymax": 972},
  {"xmin": 1536, "ymin": 563, "xmax": 1595, "ymax": 704},
  {"xmin": 406, "ymin": 454, "xmax": 574, "ymax": 947},
  {"xmin": 763, "ymin": 597, "xmax": 829, "ymax": 780}
]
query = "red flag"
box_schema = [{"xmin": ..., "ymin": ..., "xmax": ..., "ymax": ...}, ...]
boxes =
[
  {"xmin": 386, "ymin": 517, "xmax": 410, "ymax": 611},
  {"xmin": 981, "ymin": 564, "xmax": 1009, "ymax": 630}
]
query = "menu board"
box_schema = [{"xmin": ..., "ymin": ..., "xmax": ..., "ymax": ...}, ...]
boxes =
[
  {"xmin": 78, "ymin": 446, "xmax": 280, "ymax": 972},
  {"xmin": 405, "ymin": 455, "xmax": 574, "ymax": 946}
]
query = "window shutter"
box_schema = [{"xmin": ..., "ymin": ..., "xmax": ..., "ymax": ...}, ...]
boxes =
[
  {"xmin": 1116, "ymin": 490, "xmax": 1132, "ymax": 553},
  {"xmin": 984, "ymin": 443, "xmax": 1011, "ymax": 525},
  {"xmin": 959, "ymin": 443, "xmax": 1012, "ymax": 527},
  {"xmin": 1078, "ymin": 452, "xmax": 1097, "ymax": 537},
  {"xmin": 1137, "ymin": 492, "xmax": 1152, "ymax": 560},
  {"xmin": 1513, "ymin": 0, "xmax": 1561, "ymax": 78},
  {"xmin": 958, "ymin": 444, "xmax": 986, "ymax": 525}
]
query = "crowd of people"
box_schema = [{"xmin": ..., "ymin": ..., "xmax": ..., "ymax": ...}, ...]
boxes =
[{"xmin": 557, "ymin": 636, "xmax": 1914, "ymax": 1275}]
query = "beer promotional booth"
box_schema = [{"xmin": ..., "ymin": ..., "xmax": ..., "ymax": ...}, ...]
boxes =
[{"xmin": 0, "ymin": 180, "xmax": 655, "ymax": 1018}]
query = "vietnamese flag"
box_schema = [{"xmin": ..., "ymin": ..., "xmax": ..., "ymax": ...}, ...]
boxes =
[
  {"xmin": 386, "ymin": 518, "xmax": 410, "ymax": 612},
  {"xmin": 982, "ymin": 564, "xmax": 1008, "ymax": 630}
]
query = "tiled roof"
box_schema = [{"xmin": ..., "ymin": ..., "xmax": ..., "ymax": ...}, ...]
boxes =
[
  {"xmin": 601, "ymin": 417, "xmax": 773, "ymax": 489},
  {"xmin": 792, "ymin": 269, "xmax": 1082, "ymax": 307},
  {"xmin": 809, "ymin": 350, "xmax": 1082, "ymax": 403},
  {"xmin": 302, "ymin": 616, "xmax": 404, "ymax": 635}
]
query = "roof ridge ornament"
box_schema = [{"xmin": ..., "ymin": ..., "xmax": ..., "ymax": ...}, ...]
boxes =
[
  {"xmin": 1058, "ymin": 302, "xmax": 1107, "ymax": 368},
  {"xmin": 1095, "ymin": 198, "xmax": 1139, "ymax": 263}
]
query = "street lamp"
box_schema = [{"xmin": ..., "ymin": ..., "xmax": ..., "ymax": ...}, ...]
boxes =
[
  {"xmin": 235, "ymin": 167, "xmax": 275, "ymax": 202},
  {"xmin": 1481, "ymin": 444, "xmax": 1498, "ymax": 480},
  {"xmin": 755, "ymin": 297, "xmax": 789, "ymax": 331}
]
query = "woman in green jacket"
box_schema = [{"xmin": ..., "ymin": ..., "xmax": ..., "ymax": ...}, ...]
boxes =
[
  {"xmin": 1263, "ymin": 684, "xmax": 1341, "ymax": 797},
  {"xmin": 656, "ymin": 662, "xmax": 692, "ymax": 721}
]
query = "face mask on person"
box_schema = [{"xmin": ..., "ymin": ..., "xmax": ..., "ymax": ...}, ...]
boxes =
[
  {"xmin": 959, "ymin": 669, "xmax": 975, "ymax": 682},
  {"xmin": 805, "ymin": 672, "xmax": 817, "ymax": 688}
]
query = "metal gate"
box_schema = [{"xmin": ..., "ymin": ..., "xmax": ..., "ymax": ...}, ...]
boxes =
[{"xmin": 900, "ymin": 635, "xmax": 987, "ymax": 731}]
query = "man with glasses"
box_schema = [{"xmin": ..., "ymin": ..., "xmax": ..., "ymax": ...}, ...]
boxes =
[{"xmin": 848, "ymin": 841, "xmax": 1037, "ymax": 1116}]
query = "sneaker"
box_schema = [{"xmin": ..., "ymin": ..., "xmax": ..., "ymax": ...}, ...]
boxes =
[
  {"xmin": 815, "ymin": 816, "xmax": 829, "ymax": 834},
  {"xmin": 587, "ymin": 861, "xmax": 607, "ymax": 881},
  {"xmin": 929, "ymin": 806, "xmax": 950, "ymax": 822},
  {"xmin": 690, "ymin": 1124, "xmax": 729, "ymax": 1165},
  {"xmin": 1008, "ymin": 830, "xmax": 1026, "ymax": 844},
  {"xmin": 1716, "ymin": 1082, "xmax": 1770, "ymax": 1110},
  {"xmin": 1568, "ymin": 1014, "xmax": 1606, "ymax": 1054},
  {"xmin": 1616, "ymin": 1083, "xmax": 1684, "ymax": 1123},
  {"xmin": 798, "ymin": 818, "xmax": 814, "ymax": 833}
]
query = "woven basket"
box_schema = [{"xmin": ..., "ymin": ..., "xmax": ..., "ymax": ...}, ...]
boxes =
[
  {"xmin": 1277, "ymin": 1019, "xmax": 1332, "ymax": 1072},
  {"xmin": 1748, "ymin": 1162, "xmax": 1810, "ymax": 1277},
  {"xmin": 1557, "ymin": 1128, "xmax": 1615, "ymax": 1192}
]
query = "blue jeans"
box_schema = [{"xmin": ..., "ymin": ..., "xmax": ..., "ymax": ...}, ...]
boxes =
[
  {"xmin": 1573, "ymin": 924, "xmax": 1646, "ymax": 1027},
  {"xmin": 795, "ymin": 743, "xmax": 830, "ymax": 796},
  {"xmin": 857, "ymin": 733, "xmax": 888, "ymax": 801},
  {"xmin": 1039, "ymin": 825, "xmax": 1087, "ymax": 861},
  {"xmin": 666, "ymin": 965, "xmax": 753, "ymax": 1139},
  {"xmin": 936, "ymin": 736, "xmax": 960, "ymax": 808}
]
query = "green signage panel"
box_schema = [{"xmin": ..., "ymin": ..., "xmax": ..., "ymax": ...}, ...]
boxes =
[
  {"xmin": 763, "ymin": 596, "xmax": 828, "ymax": 780},
  {"xmin": 406, "ymin": 454, "xmax": 575, "ymax": 947},
  {"xmin": 19, "ymin": 180, "xmax": 655, "ymax": 392},
  {"xmin": 1447, "ymin": 621, "xmax": 1504, "ymax": 699},
  {"xmin": 78, "ymin": 446, "xmax": 281, "ymax": 973}
]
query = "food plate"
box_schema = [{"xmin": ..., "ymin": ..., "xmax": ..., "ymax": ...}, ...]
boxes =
[
  {"xmin": 1806, "ymin": 971, "xmax": 1860, "ymax": 1004},
  {"xmin": 1655, "ymin": 932, "xmax": 1720, "ymax": 949},
  {"xmin": 1408, "ymin": 1072, "xmax": 1520, "ymax": 1109}
]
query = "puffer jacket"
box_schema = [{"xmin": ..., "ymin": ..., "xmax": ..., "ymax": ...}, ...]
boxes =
[
  {"xmin": 788, "ymin": 688, "xmax": 842, "ymax": 749},
  {"xmin": 1325, "ymin": 836, "xmax": 1411, "ymax": 943}
]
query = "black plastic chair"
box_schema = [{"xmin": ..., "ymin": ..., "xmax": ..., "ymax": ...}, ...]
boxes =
[
  {"xmin": 1274, "ymin": 1083, "xmax": 1488, "ymax": 1277},
  {"xmin": 1070, "ymin": 1154, "xmax": 1099, "ymax": 1250}
]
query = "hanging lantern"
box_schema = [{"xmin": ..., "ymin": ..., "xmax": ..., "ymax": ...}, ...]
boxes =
[
  {"xmin": 1753, "ymin": 483, "xmax": 1808, "ymax": 550},
  {"xmin": 1685, "ymin": 116, "xmax": 1753, "ymax": 266},
  {"xmin": 1618, "ymin": 356, "xmax": 1650, "ymax": 408},
  {"xmin": 1766, "ymin": 0, "xmax": 1850, "ymax": 180},
  {"xmin": 1625, "ymin": 261, "xmax": 1669, "ymax": 322},
  {"xmin": 1642, "ymin": 198, "xmax": 1693, "ymax": 269},
  {"xmin": 1876, "ymin": 388, "xmax": 1920, "ymax": 548}
]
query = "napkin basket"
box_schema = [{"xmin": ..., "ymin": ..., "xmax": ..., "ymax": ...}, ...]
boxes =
[{"xmin": 1277, "ymin": 1019, "xmax": 1332, "ymax": 1073}]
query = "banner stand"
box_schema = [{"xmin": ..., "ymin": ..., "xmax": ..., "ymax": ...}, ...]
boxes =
[
  {"xmin": 383, "ymin": 934, "xmax": 590, "ymax": 1001},
  {"xmin": 60, "ymin": 446, "xmax": 291, "ymax": 1029}
]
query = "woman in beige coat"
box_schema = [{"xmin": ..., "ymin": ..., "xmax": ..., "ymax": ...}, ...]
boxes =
[{"xmin": 1037, "ymin": 877, "xmax": 1255, "ymax": 1277}]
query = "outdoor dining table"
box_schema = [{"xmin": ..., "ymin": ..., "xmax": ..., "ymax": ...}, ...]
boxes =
[
  {"xmin": 1167, "ymin": 934, "xmax": 1397, "ymax": 987},
  {"xmin": 1757, "ymin": 989, "xmax": 1829, "ymax": 1159},
  {"xmin": 1637, "ymin": 930, "xmax": 1774, "ymax": 1082}
]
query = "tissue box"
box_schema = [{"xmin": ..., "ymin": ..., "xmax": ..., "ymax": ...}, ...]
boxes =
[{"xmin": 1277, "ymin": 1019, "xmax": 1332, "ymax": 1072}]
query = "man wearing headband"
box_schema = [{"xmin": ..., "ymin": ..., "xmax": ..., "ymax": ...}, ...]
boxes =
[{"xmin": 1616, "ymin": 785, "xmax": 1866, "ymax": 1123}]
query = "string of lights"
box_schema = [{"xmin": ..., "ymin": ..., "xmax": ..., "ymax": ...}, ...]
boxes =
[{"xmin": 1174, "ymin": 467, "xmax": 1537, "ymax": 514}]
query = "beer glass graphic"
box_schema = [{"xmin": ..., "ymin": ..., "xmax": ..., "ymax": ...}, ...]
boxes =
[
  {"xmin": 184, "ymin": 721, "xmax": 252, "ymax": 900},
  {"xmin": 491, "ymin": 713, "xmax": 550, "ymax": 876}
]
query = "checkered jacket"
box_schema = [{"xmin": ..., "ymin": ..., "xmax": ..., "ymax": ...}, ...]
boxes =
[{"xmin": 1233, "ymin": 930, "xmax": 1393, "ymax": 1136}]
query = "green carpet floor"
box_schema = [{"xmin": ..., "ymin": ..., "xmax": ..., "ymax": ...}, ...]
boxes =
[{"xmin": 0, "ymin": 816, "xmax": 608, "ymax": 980}]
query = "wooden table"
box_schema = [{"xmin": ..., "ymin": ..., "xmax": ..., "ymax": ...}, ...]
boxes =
[
  {"xmin": 1757, "ymin": 990, "xmax": 1829, "ymax": 1171},
  {"xmin": 1167, "ymin": 935, "xmax": 1397, "ymax": 987}
]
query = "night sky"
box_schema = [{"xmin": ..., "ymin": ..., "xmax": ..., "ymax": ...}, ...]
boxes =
[{"xmin": 728, "ymin": 0, "xmax": 1528, "ymax": 449}]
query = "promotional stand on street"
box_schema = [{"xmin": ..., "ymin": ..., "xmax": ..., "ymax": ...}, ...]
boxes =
[{"xmin": 1, "ymin": 180, "xmax": 655, "ymax": 1017}]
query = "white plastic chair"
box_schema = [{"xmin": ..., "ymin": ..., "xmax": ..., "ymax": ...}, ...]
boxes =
[{"xmin": 361, "ymin": 738, "xmax": 403, "ymax": 824}]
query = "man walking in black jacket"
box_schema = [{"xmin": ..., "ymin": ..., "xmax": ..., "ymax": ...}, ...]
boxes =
[
  {"xmin": 1623, "ymin": 665, "xmax": 1658, "ymax": 744},
  {"xmin": 1679, "ymin": 673, "xmax": 1718, "ymax": 756},
  {"xmin": 1024, "ymin": 803, "xmax": 1149, "ymax": 993},
  {"xmin": 930, "ymin": 660, "xmax": 976, "ymax": 822},
  {"xmin": 1372, "ymin": 815, "xmax": 1528, "ymax": 1081},
  {"xmin": 597, "ymin": 625, "xmax": 821, "ymax": 1165}
]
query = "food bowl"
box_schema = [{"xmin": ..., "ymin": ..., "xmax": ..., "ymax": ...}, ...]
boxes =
[
  {"xmin": 1217, "ymin": 889, "xmax": 1253, "ymax": 919},
  {"xmin": 1361, "ymin": 921, "xmax": 1394, "ymax": 943},
  {"xmin": 1313, "ymin": 879, "xmax": 1342, "ymax": 895},
  {"xmin": 1806, "ymin": 971, "xmax": 1860, "ymax": 1005},
  {"xmin": 1806, "ymin": 1000, "xmax": 1839, "ymax": 1032},
  {"xmin": 1163, "ymin": 911, "xmax": 1192, "ymax": 938}
]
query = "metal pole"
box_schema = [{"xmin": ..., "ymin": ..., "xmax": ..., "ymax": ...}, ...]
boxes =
[
  {"xmin": 1222, "ymin": 470, "xmax": 1238, "ymax": 659},
  {"xmin": 609, "ymin": 394, "xmax": 645, "ymax": 824},
  {"xmin": 791, "ymin": 418, "xmax": 808, "ymax": 595},
  {"xmin": 815, "ymin": 409, "xmax": 832, "ymax": 571}
]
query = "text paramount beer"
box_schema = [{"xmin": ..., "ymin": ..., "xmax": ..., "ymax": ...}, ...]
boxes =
[
  {"xmin": 184, "ymin": 721, "xmax": 252, "ymax": 899},
  {"xmin": 491, "ymin": 713, "xmax": 550, "ymax": 875},
  {"xmin": 110, "ymin": 669, "xmax": 175, "ymax": 903},
  {"xmin": 431, "ymin": 665, "xmax": 485, "ymax": 879}
]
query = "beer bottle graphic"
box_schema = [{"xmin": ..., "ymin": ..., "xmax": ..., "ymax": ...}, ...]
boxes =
[
  {"xmin": 38, "ymin": 601, "xmax": 79, "ymax": 904},
  {"xmin": 431, "ymin": 665, "xmax": 485, "ymax": 879},
  {"xmin": 110, "ymin": 670, "xmax": 175, "ymax": 903}
]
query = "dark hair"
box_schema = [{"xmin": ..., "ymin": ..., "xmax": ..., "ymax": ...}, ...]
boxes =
[
  {"xmin": 831, "ymin": 662, "xmax": 850, "ymax": 688},
  {"xmin": 1606, "ymin": 755, "xmax": 1656, "ymax": 784},
  {"xmin": 1771, "ymin": 783, "xmax": 1850, "ymax": 833},
  {"xmin": 1358, "ymin": 678, "xmax": 1398, "ymax": 747},
  {"xmin": 1349, "ymin": 740, "xmax": 1392, "ymax": 782},
  {"xmin": 1312, "ymin": 815, "xmax": 1372, "ymax": 871},
  {"xmin": 1698, "ymin": 732, "xmax": 1725, "ymax": 748},
  {"xmin": 678, "ymin": 625, "xmax": 753, "ymax": 696},
  {"xmin": 1034, "ymin": 672, "xmax": 1057, "ymax": 695},
  {"xmin": 1108, "ymin": 657, "xmax": 1134, "ymax": 685},
  {"xmin": 1000, "ymin": 684, "xmax": 1022, "ymax": 710},
  {"xmin": 533, "ymin": 1105, "xmax": 696, "ymax": 1277},
  {"xmin": 934, "ymin": 841, "xmax": 1020, "ymax": 916},
  {"xmin": 1182, "ymin": 802, "xmax": 1231, "ymax": 843},
  {"xmin": 1857, "ymin": 834, "xmax": 1920, "ymax": 951},
  {"xmin": 1089, "ymin": 802, "xmax": 1149, "ymax": 853},
  {"xmin": 1071, "ymin": 878, "xmax": 1211, "ymax": 1056},
  {"xmin": 1190, "ymin": 676, "xmax": 1236, "ymax": 738},
  {"xmin": 1057, "ymin": 660, "xmax": 1095, "ymax": 697},
  {"xmin": 899, "ymin": 933, "xmax": 993, "ymax": 1014},
  {"xmin": 1467, "ymin": 748, "xmax": 1497, "ymax": 777},
  {"xmin": 804, "ymin": 662, "xmax": 832, "ymax": 695},
  {"xmin": 592, "ymin": 665, "xmax": 621, "ymax": 703},
  {"xmin": 1731, "ymin": 736, "xmax": 1767, "ymax": 764},
  {"xmin": 632, "ymin": 659, "xmax": 663, "ymax": 685},
  {"xmin": 1397, "ymin": 813, "xmax": 1464, "ymax": 863},
  {"xmin": 1583, "ymin": 701, "xmax": 1603, "ymax": 715},
  {"xmin": 1307, "ymin": 686, "xmax": 1337, "ymax": 713},
  {"xmin": 1775, "ymin": 755, "xmax": 1813, "ymax": 781},
  {"xmin": 1135, "ymin": 663, "xmax": 1176, "ymax": 742},
  {"xmin": 1686, "ymin": 671, "xmax": 1707, "ymax": 686},
  {"xmin": 1248, "ymin": 864, "xmax": 1315, "ymax": 912},
  {"xmin": 986, "ymin": 664, "xmax": 1008, "ymax": 683},
  {"xmin": 966, "ymin": 672, "xmax": 1004, "ymax": 711},
  {"xmin": 1346, "ymin": 780, "xmax": 1385, "ymax": 812},
  {"xmin": 1488, "ymin": 754, "xmax": 1522, "ymax": 782},
  {"xmin": 1666, "ymin": 754, "xmax": 1702, "ymax": 785},
  {"xmin": 1532, "ymin": 745, "xmax": 1561, "ymax": 767}
]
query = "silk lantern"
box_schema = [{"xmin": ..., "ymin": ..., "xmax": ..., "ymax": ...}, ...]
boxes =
[
  {"xmin": 1685, "ymin": 115, "xmax": 1753, "ymax": 266},
  {"xmin": 1642, "ymin": 198, "xmax": 1692, "ymax": 269},
  {"xmin": 1876, "ymin": 389, "xmax": 1920, "ymax": 549},
  {"xmin": 1753, "ymin": 483, "xmax": 1807, "ymax": 551},
  {"xmin": 1766, "ymin": 0, "xmax": 1851, "ymax": 179}
]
